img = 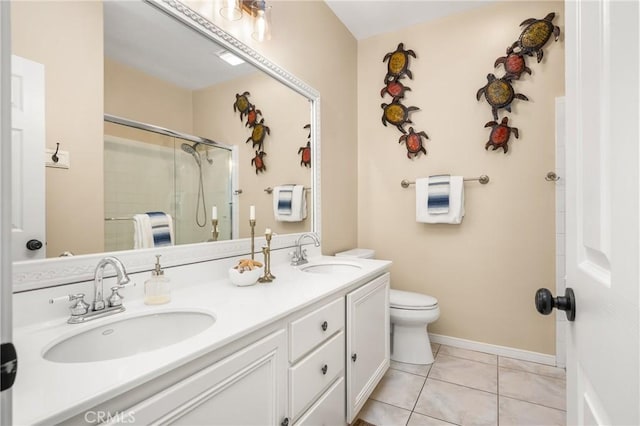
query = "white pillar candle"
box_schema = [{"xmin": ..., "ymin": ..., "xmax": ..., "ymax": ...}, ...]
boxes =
[
  {"xmin": 265, "ymin": 228, "xmax": 272, "ymax": 235},
  {"xmin": 212, "ymin": 206, "xmax": 217, "ymax": 220},
  {"xmin": 250, "ymin": 205, "xmax": 256, "ymax": 220}
]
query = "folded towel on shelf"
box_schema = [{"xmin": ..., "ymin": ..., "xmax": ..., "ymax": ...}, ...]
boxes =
[
  {"xmin": 416, "ymin": 176, "xmax": 465, "ymax": 224},
  {"xmin": 427, "ymin": 174, "xmax": 451, "ymax": 214},
  {"xmin": 273, "ymin": 185, "xmax": 307, "ymax": 222},
  {"xmin": 133, "ymin": 212, "xmax": 174, "ymax": 249}
]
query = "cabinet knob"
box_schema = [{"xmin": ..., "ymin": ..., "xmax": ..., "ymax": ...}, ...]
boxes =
[
  {"xmin": 281, "ymin": 417, "xmax": 289, "ymax": 426},
  {"xmin": 351, "ymin": 353, "xmax": 357, "ymax": 362},
  {"xmin": 321, "ymin": 321, "xmax": 328, "ymax": 331},
  {"xmin": 321, "ymin": 364, "xmax": 328, "ymax": 375}
]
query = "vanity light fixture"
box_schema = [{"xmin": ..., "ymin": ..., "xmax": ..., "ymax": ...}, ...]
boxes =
[
  {"xmin": 219, "ymin": 0, "xmax": 272, "ymax": 42},
  {"xmin": 218, "ymin": 50, "xmax": 245, "ymax": 66},
  {"xmin": 251, "ymin": 1, "xmax": 272, "ymax": 42},
  {"xmin": 220, "ymin": 0, "xmax": 243, "ymax": 21}
]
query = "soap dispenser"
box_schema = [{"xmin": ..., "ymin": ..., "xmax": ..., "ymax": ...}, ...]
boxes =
[{"xmin": 144, "ymin": 255, "xmax": 171, "ymax": 305}]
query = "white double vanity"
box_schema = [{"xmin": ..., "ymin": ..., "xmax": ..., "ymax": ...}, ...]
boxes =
[{"xmin": 12, "ymin": 246, "xmax": 391, "ymax": 425}]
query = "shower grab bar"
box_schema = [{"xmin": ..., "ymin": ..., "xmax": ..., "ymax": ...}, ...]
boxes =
[
  {"xmin": 400, "ymin": 175, "xmax": 490, "ymax": 188},
  {"xmin": 264, "ymin": 186, "xmax": 312, "ymax": 194}
]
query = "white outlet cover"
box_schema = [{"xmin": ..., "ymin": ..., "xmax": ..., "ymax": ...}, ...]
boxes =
[{"xmin": 45, "ymin": 149, "xmax": 70, "ymax": 169}]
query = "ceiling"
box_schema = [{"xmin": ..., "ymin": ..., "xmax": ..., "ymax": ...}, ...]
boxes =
[
  {"xmin": 103, "ymin": 1, "xmax": 257, "ymax": 90},
  {"xmin": 324, "ymin": 0, "xmax": 493, "ymax": 40}
]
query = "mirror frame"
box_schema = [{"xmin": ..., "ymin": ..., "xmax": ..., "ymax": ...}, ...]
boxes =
[{"xmin": 12, "ymin": 0, "xmax": 321, "ymax": 292}]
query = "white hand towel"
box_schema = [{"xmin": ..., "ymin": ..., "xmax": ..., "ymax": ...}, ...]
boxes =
[
  {"xmin": 133, "ymin": 212, "xmax": 174, "ymax": 248},
  {"xmin": 273, "ymin": 185, "xmax": 307, "ymax": 222},
  {"xmin": 416, "ymin": 176, "xmax": 465, "ymax": 224}
]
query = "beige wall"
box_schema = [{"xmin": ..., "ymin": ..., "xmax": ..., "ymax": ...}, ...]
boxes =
[
  {"xmin": 357, "ymin": 2, "xmax": 564, "ymax": 354},
  {"xmin": 193, "ymin": 72, "xmax": 311, "ymax": 238},
  {"xmin": 12, "ymin": 1, "xmax": 104, "ymax": 257},
  {"xmin": 186, "ymin": 0, "xmax": 359, "ymax": 255},
  {"xmin": 105, "ymin": 58, "xmax": 194, "ymax": 134}
]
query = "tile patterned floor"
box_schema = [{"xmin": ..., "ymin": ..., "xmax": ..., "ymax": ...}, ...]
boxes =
[{"xmin": 356, "ymin": 344, "xmax": 566, "ymax": 426}]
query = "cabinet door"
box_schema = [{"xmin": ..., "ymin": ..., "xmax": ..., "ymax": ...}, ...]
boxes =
[
  {"xmin": 346, "ymin": 273, "xmax": 390, "ymax": 423},
  {"xmin": 112, "ymin": 330, "xmax": 287, "ymax": 426}
]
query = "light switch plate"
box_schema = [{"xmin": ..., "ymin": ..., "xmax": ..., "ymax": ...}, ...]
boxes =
[{"xmin": 45, "ymin": 148, "xmax": 70, "ymax": 169}]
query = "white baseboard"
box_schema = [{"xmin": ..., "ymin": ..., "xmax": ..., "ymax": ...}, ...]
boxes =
[{"xmin": 429, "ymin": 333, "xmax": 557, "ymax": 366}]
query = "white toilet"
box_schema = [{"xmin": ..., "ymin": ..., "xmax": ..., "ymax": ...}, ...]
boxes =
[{"xmin": 335, "ymin": 248, "xmax": 441, "ymax": 365}]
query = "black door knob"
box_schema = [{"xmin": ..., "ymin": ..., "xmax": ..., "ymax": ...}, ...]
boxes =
[
  {"xmin": 535, "ymin": 288, "xmax": 576, "ymax": 321},
  {"xmin": 26, "ymin": 239, "xmax": 43, "ymax": 251}
]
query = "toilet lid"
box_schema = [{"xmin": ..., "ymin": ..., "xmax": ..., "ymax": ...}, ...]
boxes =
[{"xmin": 390, "ymin": 289, "xmax": 438, "ymax": 309}]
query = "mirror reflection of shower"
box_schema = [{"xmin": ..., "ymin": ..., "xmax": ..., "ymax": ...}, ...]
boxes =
[{"xmin": 181, "ymin": 142, "xmax": 207, "ymax": 228}]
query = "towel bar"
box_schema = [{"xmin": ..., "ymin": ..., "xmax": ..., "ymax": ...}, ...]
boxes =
[
  {"xmin": 264, "ymin": 186, "xmax": 311, "ymax": 194},
  {"xmin": 400, "ymin": 175, "xmax": 490, "ymax": 188}
]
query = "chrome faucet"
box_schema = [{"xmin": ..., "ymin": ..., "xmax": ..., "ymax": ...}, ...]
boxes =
[
  {"xmin": 93, "ymin": 256, "xmax": 131, "ymax": 311},
  {"xmin": 291, "ymin": 233, "xmax": 320, "ymax": 266},
  {"xmin": 49, "ymin": 256, "xmax": 134, "ymax": 324}
]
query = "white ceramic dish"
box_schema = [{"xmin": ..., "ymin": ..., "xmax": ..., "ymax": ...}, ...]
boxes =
[{"xmin": 228, "ymin": 266, "xmax": 264, "ymax": 286}]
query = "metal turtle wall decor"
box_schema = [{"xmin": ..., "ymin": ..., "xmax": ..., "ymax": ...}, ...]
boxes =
[
  {"xmin": 510, "ymin": 12, "xmax": 560, "ymax": 63},
  {"xmin": 233, "ymin": 92, "xmax": 272, "ymax": 174},
  {"xmin": 476, "ymin": 73, "xmax": 529, "ymax": 120},
  {"xmin": 379, "ymin": 43, "xmax": 430, "ymax": 159},
  {"xmin": 477, "ymin": 12, "xmax": 560, "ymax": 154},
  {"xmin": 382, "ymin": 43, "xmax": 416, "ymax": 84},
  {"xmin": 298, "ymin": 124, "xmax": 311, "ymax": 168},
  {"xmin": 398, "ymin": 127, "xmax": 429, "ymax": 159},
  {"xmin": 484, "ymin": 117, "xmax": 519, "ymax": 153},
  {"xmin": 251, "ymin": 150, "xmax": 267, "ymax": 174}
]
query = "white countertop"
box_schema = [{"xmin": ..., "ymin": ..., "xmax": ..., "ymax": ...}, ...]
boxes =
[{"xmin": 12, "ymin": 255, "xmax": 391, "ymax": 425}]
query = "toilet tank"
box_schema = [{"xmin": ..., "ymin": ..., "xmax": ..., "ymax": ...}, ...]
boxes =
[{"xmin": 335, "ymin": 248, "xmax": 375, "ymax": 259}]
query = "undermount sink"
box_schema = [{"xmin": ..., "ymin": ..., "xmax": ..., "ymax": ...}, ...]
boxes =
[
  {"xmin": 43, "ymin": 310, "xmax": 216, "ymax": 363},
  {"xmin": 299, "ymin": 261, "xmax": 362, "ymax": 274}
]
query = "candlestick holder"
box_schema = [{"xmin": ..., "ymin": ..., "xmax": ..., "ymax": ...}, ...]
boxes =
[
  {"xmin": 258, "ymin": 232, "xmax": 276, "ymax": 283},
  {"xmin": 249, "ymin": 219, "xmax": 256, "ymax": 260},
  {"xmin": 211, "ymin": 219, "xmax": 219, "ymax": 241}
]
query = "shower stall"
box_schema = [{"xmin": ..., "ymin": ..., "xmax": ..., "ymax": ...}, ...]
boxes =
[{"xmin": 103, "ymin": 115, "xmax": 236, "ymax": 252}]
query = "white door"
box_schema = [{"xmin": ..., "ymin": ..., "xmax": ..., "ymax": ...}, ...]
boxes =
[
  {"xmin": 10, "ymin": 55, "xmax": 45, "ymax": 261},
  {"xmin": 564, "ymin": 1, "xmax": 639, "ymax": 425}
]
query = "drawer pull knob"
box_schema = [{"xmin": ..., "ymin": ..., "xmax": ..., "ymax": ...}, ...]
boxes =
[
  {"xmin": 321, "ymin": 364, "xmax": 328, "ymax": 375},
  {"xmin": 351, "ymin": 353, "xmax": 357, "ymax": 362},
  {"xmin": 321, "ymin": 321, "xmax": 328, "ymax": 331},
  {"xmin": 281, "ymin": 417, "xmax": 289, "ymax": 426}
]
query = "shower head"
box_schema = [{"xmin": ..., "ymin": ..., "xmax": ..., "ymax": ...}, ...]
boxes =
[{"xmin": 181, "ymin": 142, "xmax": 201, "ymax": 167}]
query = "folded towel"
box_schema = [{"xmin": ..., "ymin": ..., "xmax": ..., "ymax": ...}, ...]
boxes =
[
  {"xmin": 273, "ymin": 185, "xmax": 307, "ymax": 222},
  {"xmin": 133, "ymin": 212, "xmax": 174, "ymax": 248},
  {"xmin": 416, "ymin": 176, "xmax": 465, "ymax": 224},
  {"xmin": 427, "ymin": 174, "xmax": 451, "ymax": 214}
]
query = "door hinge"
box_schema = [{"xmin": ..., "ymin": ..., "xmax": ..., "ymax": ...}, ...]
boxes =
[{"xmin": 1, "ymin": 343, "xmax": 18, "ymax": 391}]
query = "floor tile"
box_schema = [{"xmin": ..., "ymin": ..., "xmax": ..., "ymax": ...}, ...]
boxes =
[
  {"xmin": 499, "ymin": 367, "xmax": 566, "ymax": 410},
  {"xmin": 498, "ymin": 356, "xmax": 566, "ymax": 380},
  {"xmin": 414, "ymin": 379, "xmax": 497, "ymax": 426},
  {"xmin": 408, "ymin": 411, "xmax": 457, "ymax": 426},
  {"xmin": 356, "ymin": 399, "xmax": 411, "ymax": 426},
  {"xmin": 438, "ymin": 346, "xmax": 497, "ymax": 365},
  {"xmin": 429, "ymin": 354, "xmax": 497, "ymax": 393},
  {"xmin": 391, "ymin": 360, "xmax": 432, "ymax": 377},
  {"xmin": 499, "ymin": 396, "xmax": 566, "ymax": 425},
  {"xmin": 370, "ymin": 368, "xmax": 426, "ymax": 410},
  {"xmin": 432, "ymin": 343, "xmax": 441, "ymax": 356}
]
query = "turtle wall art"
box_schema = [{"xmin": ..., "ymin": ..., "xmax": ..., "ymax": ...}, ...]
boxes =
[
  {"xmin": 477, "ymin": 12, "xmax": 560, "ymax": 154},
  {"xmin": 232, "ymin": 91, "xmax": 272, "ymax": 173},
  {"xmin": 298, "ymin": 124, "xmax": 311, "ymax": 168},
  {"xmin": 380, "ymin": 43, "xmax": 429, "ymax": 159}
]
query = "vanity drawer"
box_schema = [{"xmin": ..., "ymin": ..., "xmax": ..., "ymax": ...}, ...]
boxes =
[
  {"xmin": 289, "ymin": 297, "xmax": 344, "ymax": 362},
  {"xmin": 289, "ymin": 330, "xmax": 345, "ymax": 420},
  {"xmin": 294, "ymin": 376, "xmax": 345, "ymax": 426}
]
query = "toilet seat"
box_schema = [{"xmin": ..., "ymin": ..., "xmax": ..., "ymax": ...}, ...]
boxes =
[{"xmin": 390, "ymin": 289, "xmax": 438, "ymax": 310}]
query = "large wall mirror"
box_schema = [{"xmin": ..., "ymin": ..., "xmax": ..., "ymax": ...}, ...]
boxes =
[{"xmin": 10, "ymin": 0, "xmax": 320, "ymax": 290}]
